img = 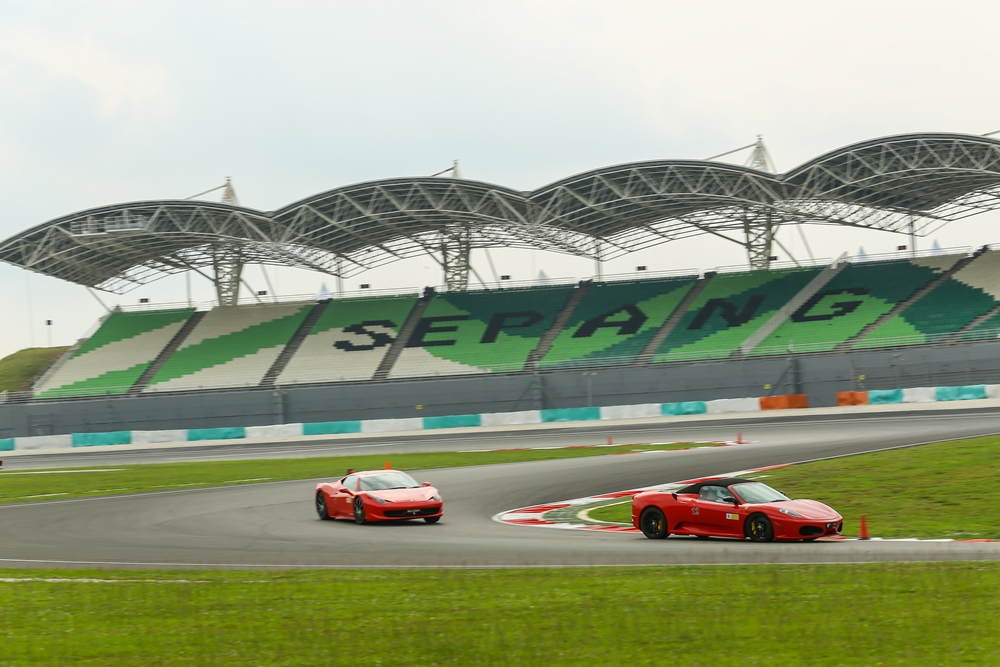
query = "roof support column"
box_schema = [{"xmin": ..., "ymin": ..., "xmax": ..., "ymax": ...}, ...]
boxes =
[
  {"xmin": 744, "ymin": 209, "xmax": 775, "ymax": 270},
  {"xmin": 212, "ymin": 246, "xmax": 244, "ymax": 306},
  {"xmin": 440, "ymin": 225, "xmax": 471, "ymax": 291}
]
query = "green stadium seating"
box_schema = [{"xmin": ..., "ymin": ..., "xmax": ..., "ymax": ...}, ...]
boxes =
[
  {"xmin": 539, "ymin": 276, "xmax": 697, "ymax": 368},
  {"xmin": 390, "ymin": 285, "xmax": 574, "ymax": 378},
  {"xmin": 750, "ymin": 256, "xmax": 959, "ymax": 355},
  {"xmin": 652, "ymin": 267, "xmax": 822, "ymax": 362},
  {"xmin": 35, "ymin": 308, "xmax": 194, "ymax": 398},
  {"xmin": 278, "ymin": 295, "xmax": 417, "ymax": 384},
  {"xmin": 144, "ymin": 303, "xmax": 312, "ymax": 392},
  {"xmin": 854, "ymin": 272, "xmax": 994, "ymax": 349}
]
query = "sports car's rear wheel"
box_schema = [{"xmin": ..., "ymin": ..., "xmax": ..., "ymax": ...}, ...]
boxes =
[
  {"xmin": 745, "ymin": 514, "xmax": 774, "ymax": 542},
  {"xmin": 353, "ymin": 497, "xmax": 367, "ymax": 525},
  {"xmin": 639, "ymin": 508, "xmax": 668, "ymax": 539},
  {"xmin": 316, "ymin": 492, "xmax": 330, "ymax": 520},
  {"xmin": 424, "ymin": 516, "xmax": 441, "ymax": 524}
]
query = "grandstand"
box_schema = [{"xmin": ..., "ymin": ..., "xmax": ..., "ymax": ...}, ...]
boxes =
[
  {"xmin": 539, "ymin": 275, "xmax": 698, "ymax": 368},
  {"xmin": 277, "ymin": 294, "xmax": 417, "ymax": 384},
  {"xmin": 652, "ymin": 266, "xmax": 823, "ymax": 362},
  {"xmin": 854, "ymin": 250, "xmax": 1000, "ymax": 348},
  {"xmin": 143, "ymin": 302, "xmax": 312, "ymax": 392},
  {"xmin": 389, "ymin": 284, "xmax": 574, "ymax": 378},
  {"xmin": 749, "ymin": 255, "xmax": 964, "ymax": 355},
  {"xmin": 5, "ymin": 132, "xmax": 1000, "ymax": 416},
  {"xmin": 34, "ymin": 308, "xmax": 194, "ymax": 398}
]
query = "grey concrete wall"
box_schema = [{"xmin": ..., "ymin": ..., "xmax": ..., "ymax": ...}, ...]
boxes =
[{"xmin": 3, "ymin": 341, "xmax": 1000, "ymax": 438}]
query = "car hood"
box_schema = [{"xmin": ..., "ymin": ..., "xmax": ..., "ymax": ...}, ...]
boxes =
[
  {"xmin": 759, "ymin": 499, "xmax": 839, "ymax": 519},
  {"xmin": 367, "ymin": 488, "xmax": 438, "ymax": 502}
]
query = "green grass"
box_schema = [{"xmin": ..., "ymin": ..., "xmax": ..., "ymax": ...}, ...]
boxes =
[
  {"xmin": 1, "ymin": 563, "xmax": 998, "ymax": 666},
  {"xmin": 588, "ymin": 498, "xmax": 633, "ymax": 523},
  {"xmin": 0, "ymin": 347, "xmax": 70, "ymax": 392},
  {"xmin": 581, "ymin": 435, "xmax": 1000, "ymax": 540},
  {"xmin": 0, "ymin": 442, "xmax": 715, "ymax": 505}
]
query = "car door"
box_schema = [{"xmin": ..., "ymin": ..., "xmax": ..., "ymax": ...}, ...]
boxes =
[
  {"xmin": 695, "ymin": 486, "xmax": 743, "ymax": 537},
  {"xmin": 334, "ymin": 475, "xmax": 357, "ymax": 517}
]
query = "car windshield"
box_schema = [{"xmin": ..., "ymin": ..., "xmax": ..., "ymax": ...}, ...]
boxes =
[
  {"xmin": 359, "ymin": 471, "xmax": 420, "ymax": 491},
  {"xmin": 731, "ymin": 482, "xmax": 789, "ymax": 504}
]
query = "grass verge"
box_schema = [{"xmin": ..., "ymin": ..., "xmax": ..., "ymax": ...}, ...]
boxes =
[
  {"xmin": 0, "ymin": 442, "xmax": 714, "ymax": 504},
  {"xmin": 0, "ymin": 347, "xmax": 70, "ymax": 393},
  {"xmin": 584, "ymin": 435, "xmax": 1000, "ymax": 540},
  {"xmin": 1, "ymin": 564, "xmax": 998, "ymax": 666}
]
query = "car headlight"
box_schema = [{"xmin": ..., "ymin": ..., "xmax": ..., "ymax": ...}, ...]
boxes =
[
  {"xmin": 369, "ymin": 494, "xmax": 387, "ymax": 505},
  {"xmin": 430, "ymin": 493, "xmax": 441, "ymax": 501},
  {"xmin": 779, "ymin": 508, "xmax": 802, "ymax": 517}
]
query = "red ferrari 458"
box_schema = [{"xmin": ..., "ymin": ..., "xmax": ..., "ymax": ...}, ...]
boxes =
[
  {"xmin": 315, "ymin": 469, "xmax": 442, "ymax": 524},
  {"xmin": 633, "ymin": 477, "xmax": 842, "ymax": 541}
]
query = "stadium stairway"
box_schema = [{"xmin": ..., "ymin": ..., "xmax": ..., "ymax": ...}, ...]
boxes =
[
  {"xmin": 738, "ymin": 253, "xmax": 848, "ymax": 356},
  {"xmin": 634, "ymin": 274, "xmax": 713, "ymax": 365},
  {"xmin": 844, "ymin": 253, "xmax": 976, "ymax": 350},
  {"xmin": 373, "ymin": 294, "xmax": 432, "ymax": 381},
  {"xmin": 523, "ymin": 282, "xmax": 590, "ymax": 370},
  {"xmin": 275, "ymin": 294, "xmax": 418, "ymax": 385},
  {"xmin": 33, "ymin": 308, "xmax": 196, "ymax": 398},
  {"xmin": 127, "ymin": 310, "xmax": 206, "ymax": 396},
  {"xmin": 259, "ymin": 300, "xmax": 329, "ymax": 388},
  {"xmin": 143, "ymin": 303, "xmax": 312, "ymax": 392}
]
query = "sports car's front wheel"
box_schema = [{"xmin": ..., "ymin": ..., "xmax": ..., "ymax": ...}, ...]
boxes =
[
  {"xmin": 745, "ymin": 514, "xmax": 774, "ymax": 542},
  {"xmin": 316, "ymin": 492, "xmax": 330, "ymax": 520},
  {"xmin": 353, "ymin": 497, "xmax": 367, "ymax": 525},
  {"xmin": 424, "ymin": 516, "xmax": 441, "ymax": 524},
  {"xmin": 639, "ymin": 508, "xmax": 668, "ymax": 539}
]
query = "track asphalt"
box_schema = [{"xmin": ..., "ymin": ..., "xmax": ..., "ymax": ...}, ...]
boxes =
[{"xmin": 2, "ymin": 406, "xmax": 1000, "ymax": 568}]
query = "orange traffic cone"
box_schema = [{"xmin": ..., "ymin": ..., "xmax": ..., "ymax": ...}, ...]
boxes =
[
  {"xmin": 858, "ymin": 514, "xmax": 870, "ymax": 540},
  {"xmin": 384, "ymin": 461, "xmax": 391, "ymax": 470},
  {"xmin": 736, "ymin": 432, "xmax": 746, "ymax": 444},
  {"xmin": 607, "ymin": 435, "xmax": 613, "ymax": 445}
]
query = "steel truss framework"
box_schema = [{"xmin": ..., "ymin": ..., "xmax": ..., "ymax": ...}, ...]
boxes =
[{"xmin": 4, "ymin": 133, "xmax": 1000, "ymax": 295}]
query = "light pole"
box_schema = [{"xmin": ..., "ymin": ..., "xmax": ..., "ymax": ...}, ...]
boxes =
[{"xmin": 582, "ymin": 371, "xmax": 598, "ymax": 407}]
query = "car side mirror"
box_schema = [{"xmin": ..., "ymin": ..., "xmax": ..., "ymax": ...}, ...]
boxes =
[
  {"xmin": 422, "ymin": 482, "xmax": 431, "ymax": 487},
  {"xmin": 727, "ymin": 497, "xmax": 740, "ymax": 505}
]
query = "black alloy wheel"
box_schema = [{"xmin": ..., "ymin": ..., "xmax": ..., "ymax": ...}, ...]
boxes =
[
  {"xmin": 745, "ymin": 514, "xmax": 774, "ymax": 542},
  {"xmin": 424, "ymin": 516, "xmax": 441, "ymax": 524},
  {"xmin": 316, "ymin": 492, "xmax": 330, "ymax": 520},
  {"xmin": 639, "ymin": 507, "xmax": 668, "ymax": 539},
  {"xmin": 353, "ymin": 497, "xmax": 367, "ymax": 525}
]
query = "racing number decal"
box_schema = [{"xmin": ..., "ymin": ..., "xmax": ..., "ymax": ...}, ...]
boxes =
[{"xmin": 726, "ymin": 513, "xmax": 740, "ymax": 520}]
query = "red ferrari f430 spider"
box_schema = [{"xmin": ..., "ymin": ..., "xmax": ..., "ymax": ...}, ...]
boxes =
[
  {"xmin": 316, "ymin": 469, "xmax": 443, "ymax": 524},
  {"xmin": 633, "ymin": 477, "xmax": 842, "ymax": 541}
]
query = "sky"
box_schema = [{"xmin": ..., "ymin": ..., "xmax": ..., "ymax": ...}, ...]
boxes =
[{"xmin": 2, "ymin": 0, "xmax": 1000, "ymax": 359}]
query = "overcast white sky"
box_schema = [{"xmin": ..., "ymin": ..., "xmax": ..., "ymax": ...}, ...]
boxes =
[{"xmin": 2, "ymin": 0, "xmax": 1000, "ymax": 359}]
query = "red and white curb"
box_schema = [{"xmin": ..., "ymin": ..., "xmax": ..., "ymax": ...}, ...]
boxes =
[{"xmin": 493, "ymin": 465, "xmax": 993, "ymax": 542}]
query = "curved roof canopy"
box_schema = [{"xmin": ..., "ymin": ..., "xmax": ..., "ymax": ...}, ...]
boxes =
[{"xmin": 3, "ymin": 132, "xmax": 1000, "ymax": 293}]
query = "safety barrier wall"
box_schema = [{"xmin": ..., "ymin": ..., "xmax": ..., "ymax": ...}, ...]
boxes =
[
  {"xmin": 836, "ymin": 384, "xmax": 999, "ymax": 406},
  {"xmin": 0, "ymin": 393, "xmax": 810, "ymax": 452}
]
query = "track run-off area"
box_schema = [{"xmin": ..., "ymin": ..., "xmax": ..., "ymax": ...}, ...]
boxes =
[{"xmin": 2, "ymin": 403, "xmax": 1000, "ymax": 569}]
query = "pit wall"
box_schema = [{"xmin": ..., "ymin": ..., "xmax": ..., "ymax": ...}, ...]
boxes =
[{"xmin": 0, "ymin": 394, "xmax": 807, "ymax": 452}]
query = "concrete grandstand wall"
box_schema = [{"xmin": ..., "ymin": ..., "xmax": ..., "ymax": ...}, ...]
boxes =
[{"xmin": 5, "ymin": 339, "xmax": 1000, "ymax": 438}]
